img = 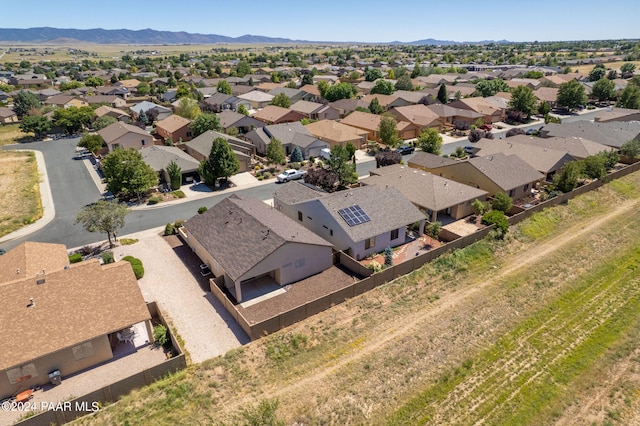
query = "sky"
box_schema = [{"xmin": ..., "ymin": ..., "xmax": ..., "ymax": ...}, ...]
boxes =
[{"xmin": 2, "ymin": 0, "xmax": 639, "ymax": 43}]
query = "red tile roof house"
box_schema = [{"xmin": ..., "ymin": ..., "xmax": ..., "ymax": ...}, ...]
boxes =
[
  {"xmin": 181, "ymin": 194, "xmax": 333, "ymax": 303},
  {"xmin": 155, "ymin": 114, "xmax": 193, "ymax": 143},
  {"xmin": 0, "ymin": 242, "xmax": 152, "ymax": 400},
  {"xmin": 98, "ymin": 121, "xmax": 154, "ymax": 152}
]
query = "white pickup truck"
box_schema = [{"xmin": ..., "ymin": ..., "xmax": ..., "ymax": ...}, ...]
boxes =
[{"xmin": 277, "ymin": 169, "xmax": 307, "ymax": 183}]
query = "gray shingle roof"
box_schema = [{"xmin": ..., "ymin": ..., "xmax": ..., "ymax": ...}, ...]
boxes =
[
  {"xmin": 472, "ymin": 138, "xmax": 574, "ymax": 174},
  {"xmin": 184, "ymin": 195, "xmax": 332, "ymax": 281},
  {"xmin": 408, "ymin": 152, "xmax": 458, "ymax": 169},
  {"xmin": 469, "ymin": 153, "xmax": 545, "ymax": 190},
  {"xmin": 140, "ymin": 145, "xmax": 199, "ymax": 172},
  {"xmin": 541, "ymin": 121, "xmax": 640, "ymax": 149},
  {"xmin": 506, "ymin": 134, "xmax": 614, "ymax": 160}
]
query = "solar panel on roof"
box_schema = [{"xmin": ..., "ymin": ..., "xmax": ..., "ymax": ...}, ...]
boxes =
[{"xmin": 337, "ymin": 205, "xmax": 371, "ymax": 227}]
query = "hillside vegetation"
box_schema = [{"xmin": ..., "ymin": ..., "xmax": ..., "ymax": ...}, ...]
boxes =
[{"xmin": 79, "ymin": 172, "xmax": 640, "ymax": 426}]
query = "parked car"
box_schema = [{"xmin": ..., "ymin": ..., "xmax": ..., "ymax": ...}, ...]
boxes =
[
  {"xmin": 277, "ymin": 169, "xmax": 307, "ymax": 182},
  {"xmin": 463, "ymin": 146, "xmax": 475, "ymax": 155},
  {"xmin": 395, "ymin": 145, "xmax": 415, "ymax": 155},
  {"xmin": 479, "ymin": 123, "xmax": 493, "ymax": 131},
  {"xmin": 525, "ymin": 126, "xmax": 543, "ymax": 136}
]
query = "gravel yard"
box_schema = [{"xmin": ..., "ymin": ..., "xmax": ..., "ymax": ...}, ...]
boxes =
[{"xmin": 111, "ymin": 227, "xmax": 249, "ymax": 364}]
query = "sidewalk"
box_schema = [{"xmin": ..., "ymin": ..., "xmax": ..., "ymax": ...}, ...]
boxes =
[{"xmin": 0, "ymin": 150, "xmax": 55, "ymax": 244}]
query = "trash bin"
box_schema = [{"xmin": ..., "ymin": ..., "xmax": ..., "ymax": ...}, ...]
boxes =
[{"xmin": 48, "ymin": 370, "xmax": 61, "ymax": 386}]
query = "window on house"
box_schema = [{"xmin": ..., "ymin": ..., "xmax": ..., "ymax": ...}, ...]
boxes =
[
  {"xmin": 509, "ymin": 189, "xmax": 515, "ymax": 197},
  {"xmin": 142, "ymin": 139, "xmax": 147, "ymax": 146},
  {"xmin": 295, "ymin": 258, "xmax": 305, "ymax": 268},
  {"xmin": 390, "ymin": 228, "xmax": 399, "ymax": 240},
  {"xmin": 330, "ymin": 229, "xmax": 333, "ymax": 236},
  {"xmin": 298, "ymin": 211, "xmax": 303, "ymax": 221},
  {"xmin": 187, "ymin": 131, "xmax": 192, "ymax": 138},
  {"xmin": 523, "ymin": 183, "xmax": 530, "ymax": 191},
  {"xmin": 365, "ymin": 236, "xmax": 376, "ymax": 250}
]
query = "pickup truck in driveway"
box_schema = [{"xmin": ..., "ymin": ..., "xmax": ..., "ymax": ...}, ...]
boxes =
[{"xmin": 277, "ymin": 169, "xmax": 307, "ymax": 182}]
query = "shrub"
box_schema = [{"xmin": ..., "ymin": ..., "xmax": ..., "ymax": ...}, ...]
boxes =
[
  {"xmin": 148, "ymin": 196, "xmax": 161, "ymax": 205},
  {"xmin": 174, "ymin": 220, "xmax": 184, "ymax": 229},
  {"xmin": 308, "ymin": 155, "xmax": 315, "ymax": 163},
  {"xmin": 123, "ymin": 256, "xmax": 144, "ymax": 279},
  {"xmin": 171, "ymin": 190, "xmax": 186, "ymax": 198},
  {"xmin": 383, "ymin": 246, "xmax": 394, "ymax": 267},
  {"xmin": 69, "ymin": 253, "xmax": 83, "ymax": 263},
  {"xmin": 426, "ymin": 221, "xmax": 442, "ymax": 239},
  {"xmin": 119, "ymin": 238, "xmax": 138, "ymax": 245},
  {"xmin": 257, "ymin": 175, "xmax": 264, "ymax": 181},
  {"xmin": 153, "ymin": 324, "xmax": 169, "ymax": 347},
  {"xmin": 164, "ymin": 222, "xmax": 175, "ymax": 236},
  {"xmin": 366, "ymin": 260, "xmax": 383, "ymax": 273},
  {"xmin": 481, "ymin": 210, "xmax": 509, "ymax": 237},
  {"xmin": 198, "ymin": 206, "xmax": 208, "ymax": 214},
  {"xmin": 264, "ymin": 172, "xmax": 271, "ymax": 179},
  {"xmin": 101, "ymin": 251, "xmax": 114, "ymax": 264},
  {"xmin": 491, "ymin": 192, "xmax": 513, "ymax": 213}
]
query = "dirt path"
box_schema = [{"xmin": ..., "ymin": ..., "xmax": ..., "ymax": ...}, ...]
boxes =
[{"xmin": 249, "ymin": 197, "xmax": 640, "ymax": 405}]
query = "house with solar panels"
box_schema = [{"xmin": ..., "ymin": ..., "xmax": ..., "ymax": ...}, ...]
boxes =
[{"xmin": 273, "ymin": 182, "xmax": 426, "ymax": 261}]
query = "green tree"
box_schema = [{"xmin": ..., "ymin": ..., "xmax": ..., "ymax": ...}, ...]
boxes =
[
  {"xmin": 326, "ymin": 144, "xmax": 357, "ymax": 188},
  {"xmin": 289, "ymin": 146, "xmax": 303, "ymax": 163},
  {"xmin": 237, "ymin": 103, "xmax": 249, "ymax": 116},
  {"xmin": 317, "ymin": 80, "xmax": 329, "ymax": 99},
  {"xmin": 368, "ymin": 97, "xmax": 383, "ymax": 114},
  {"xmin": 364, "ymin": 67, "xmax": 383, "ymax": 82},
  {"xmin": 84, "ymin": 76, "xmax": 104, "ymax": 87},
  {"xmin": 378, "ymin": 114, "xmax": 399, "ymax": 147},
  {"xmin": 93, "ymin": 115, "xmax": 118, "ymax": 131},
  {"xmin": 383, "ymin": 246, "xmax": 393, "ymax": 266},
  {"xmin": 588, "ymin": 66, "xmax": 606, "ymax": 82},
  {"xmin": 416, "ymin": 128, "xmax": 442, "ymax": 154},
  {"xmin": 474, "ymin": 79, "xmax": 509, "ymax": 97},
  {"xmin": 616, "ymin": 84, "xmax": 640, "ymax": 109},
  {"xmin": 471, "ymin": 198, "xmax": 487, "ymax": 216},
  {"xmin": 101, "ymin": 148, "xmax": 159, "ymax": 201},
  {"xmin": 53, "ymin": 106, "xmax": 95, "ymax": 134},
  {"xmin": 395, "ymin": 75, "xmax": 413, "ymax": 91},
  {"xmin": 212, "ymin": 137, "xmax": 240, "ymax": 183},
  {"xmin": 591, "ymin": 78, "xmax": 616, "ymax": 102},
  {"xmin": 508, "ymin": 86, "xmax": 538, "ymax": 118},
  {"xmin": 75, "ymin": 200, "xmax": 129, "ymax": 248},
  {"xmin": 19, "ymin": 115, "xmax": 51, "ymax": 139},
  {"xmin": 236, "ymin": 61, "xmax": 252, "ymax": 77},
  {"xmin": 556, "ymin": 80, "xmax": 587, "ymax": 110},
  {"xmin": 538, "ymin": 101, "xmax": 551, "ymax": 116},
  {"xmin": 554, "ymin": 161, "xmax": 583, "ymax": 193},
  {"xmin": 301, "ymin": 74, "xmax": 314, "ymax": 85},
  {"xmin": 217, "ymin": 80, "xmax": 233, "ymax": 95},
  {"xmin": 137, "ymin": 81, "xmax": 150, "ymax": 95},
  {"xmin": 175, "ymin": 97, "xmax": 201, "ymax": 120},
  {"xmin": 166, "ymin": 160, "xmax": 182, "ymax": 190},
  {"xmin": 370, "ymin": 80, "xmax": 395, "ymax": 95},
  {"xmin": 437, "ymin": 84, "xmax": 448, "ymax": 104},
  {"xmin": 582, "ymin": 155, "xmax": 606, "ymax": 180},
  {"xmin": 266, "ymin": 137, "xmax": 286, "ymax": 166},
  {"xmin": 13, "ymin": 91, "xmax": 41, "ymax": 118},
  {"xmin": 190, "ymin": 113, "xmax": 221, "ymax": 137},
  {"xmin": 322, "ymin": 82, "xmax": 358, "ymax": 102},
  {"xmin": 481, "ymin": 210, "xmax": 509, "ymax": 237},
  {"xmin": 491, "ymin": 192, "xmax": 513, "ymax": 213},
  {"xmin": 270, "ymin": 92, "xmax": 291, "ymax": 108},
  {"xmin": 175, "ymin": 82, "xmax": 191, "ymax": 99},
  {"xmin": 77, "ymin": 134, "xmax": 103, "ymax": 155},
  {"xmin": 620, "ymin": 139, "xmax": 640, "ymax": 160},
  {"xmin": 620, "ymin": 63, "xmax": 636, "ymax": 74},
  {"xmin": 523, "ymin": 70, "xmax": 544, "ymax": 79}
]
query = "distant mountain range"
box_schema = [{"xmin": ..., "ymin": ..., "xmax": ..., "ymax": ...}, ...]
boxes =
[{"xmin": 0, "ymin": 27, "xmax": 511, "ymax": 45}]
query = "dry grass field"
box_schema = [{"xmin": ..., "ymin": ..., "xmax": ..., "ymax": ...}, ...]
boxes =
[
  {"xmin": 0, "ymin": 150, "xmax": 41, "ymax": 238},
  {"xmin": 71, "ymin": 170, "xmax": 640, "ymax": 426},
  {"xmin": 572, "ymin": 60, "xmax": 640, "ymax": 74},
  {"xmin": 0, "ymin": 124, "xmax": 29, "ymax": 147}
]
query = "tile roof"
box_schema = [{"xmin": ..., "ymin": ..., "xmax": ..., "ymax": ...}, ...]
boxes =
[
  {"xmin": 156, "ymin": 114, "xmax": 191, "ymax": 133},
  {"xmin": 0, "ymin": 257, "xmax": 149, "ymax": 371},
  {"xmin": 469, "ymin": 153, "xmax": 545, "ymax": 190},
  {"xmin": 252, "ymin": 105, "xmax": 301, "ymax": 123},
  {"xmin": 0, "ymin": 242, "xmax": 69, "ymax": 285},
  {"xmin": 290, "ymin": 100, "xmax": 324, "ymax": 115},
  {"xmin": 98, "ymin": 121, "xmax": 150, "ymax": 143},
  {"xmin": 305, "ymin": 119, "xmax": 368, "ymax": 143},
  {"xmin": 534, "ymin": 87, "xmax": 559, "ymax": 103},
  {"xmin": 365, "ymin": 164, "xmax": 487, "ymax": 211},
  {"xmin": 184, "ymin": 195, "xmax": 332, "ymax": 282},
  {"xmin": 140, "ymin": 145, "xmax": 200, "ymax": 172},
  {"xmin": 340, "ymin": 110, "xmax": 382, "ymax": 132},
  {"xmin": 391, "ymin": 104, "xmax": 441, "ymax": 127}
]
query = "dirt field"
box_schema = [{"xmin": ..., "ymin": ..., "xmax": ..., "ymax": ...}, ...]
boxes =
[
  {"xmin": 0, "ymin": 150, "xmax": 41, "ymax": 237},
  {"xmin": 76, "ymin": 171, "xmax": 640, "ymax": 425}
]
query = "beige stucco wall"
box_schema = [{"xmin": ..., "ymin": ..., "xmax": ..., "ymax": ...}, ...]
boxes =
[
  {"xmin": 0, "ymin": 335, "xmax": 112, "ymax": 399},
  {"xmin": 108, "ymin": 133, "xmax": 153, "ymax": 151}
]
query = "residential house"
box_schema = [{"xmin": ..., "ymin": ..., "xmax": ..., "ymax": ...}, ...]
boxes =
[
  {"xmin": 448, "ymin": 97, "xmax": 505, "ymax": 123},
  {"xmin": 238, "ymin": 91, "xmax": 274, "ymax": 109},
  {"xmin": 507, "ymin": 134, "xmax": 616, "ymax": 160},
  {"xmin": 130, "ymin": 101, "xmax": 172, "ymax": 121},
  {"xmin": 388, "ymin": 104, "xmax": 442, "ymax": 134},
  {"xmin": 0, "ymin": 107, "xmax": 18, "ymax": 125},
  {"xmin": 362, "ymin": 94, "xmax": 411, "ymax": 111},
  {"xmin": 202, "ymin": 93, "xmax": 235, "ymax": 113},
  {"xmin": 471, "ymin": 138, "xmax": 575, "ymax": 181},
  {"xmin": 96, "ymin": 85, "xmax": 130, "ymax": 99},
  {"xmin": 181, "ymin": 194, "xmax": 333, "ymax": 303},
  {"xmin": 245, "ymin": 122, "xmax": 328, "ymax": 158},
  {"xmin": 409, "ymin": 151, "xmax": 545, "ymax": 199},
  {"xmin": 156, "ymin": 114, "xmax": 193, "ymax": 143},
  {"xmin": 252, "ymin": 105, "xmax": 304, "ymax": 125},
  {"xmin": 217, "ymin": 110, "xmax": 264, "ymax": 134},
  {"xmin": 0, "ymin": 242, "xmax": 152, "ymax": 400},
  {"xmin": 330, "ymin": 98, "xmax": 370, "ymax": 118},
  {"xmin": 340, "ymin": 110, "xmax": 418, "ymax": 142},
  {"xmin": 444, "ymin": 83, "xmax": 476, "ymax": 99},
  {"xmin": 414, "ymin": 74, "xmax": 461, "ymax": 88},
  {"xmin": 539, "ymin": 121, "xmax": 640, "ymax": 149},
  {"xmin": 534, "ymin": 87, "xmax": 559, "ymax": 108},
  {"xmin": 298, "ymin": 84, "xmax": 322, "ymax": 102},
  {"xmin": 363, "ymin": 164, "xmax": 488, "ymax": 222},
  {"xmin": 594, "ymin": 107, "xmax": 640, "ymax": 123},
  {"xmin": 290, "ymin": 100, "xmax": 340, "ymax": 120},
  {"xmin": 304, "ymin": 119, "xmax": 368, "ymax": 150},
  {"xmin": 98, "ymin": 121, "xmax": 153, "ymax": 151},
  {"xmin": 426, "ymin": 103, "xmax": 484, "ymax": 128},
  {"xmin": 541, "ymin": 73, "xmax": 584, "ymax": 87},
  {"xmin": 255, "ymin": 82, "xmax": 284, "ymax": 93},
  {"xmin": 185, "ymin": 130, "xmax": 254, "ymax": 172},
  {"xmin": 114, "ymin": 79, "xmax": 141, "ymax": 91},
  {"xmin": 140, "ymin": 145, "xmax": 200, "ymax": 184},
  {"xmin": 83, "ymin": 95, "xmax": 127, "ymax": 109},
  {"xmin": 273, "ymin": 183, "xmax": 426, "ymax": 261},
  {"xmin": 94, "ymin": 105, "xmax": 131, "ymax": 123},
  {"xmin": 268, "ymin": 87, "xmax": 312, "ymax": 103},
  {"xmin": 505, "ymin": 78, "xmax": 542, "ymax": 90},
  {"xmin": 36, "ymin": 88, "xmax": 61, "ymax": 102},
  {"xmin": 43, "ymin": 94, "xmax": 88, "ymax": 109},
  {"xmin": 232, "ymin": 85, "xmax": 256, "ymax": 97}
]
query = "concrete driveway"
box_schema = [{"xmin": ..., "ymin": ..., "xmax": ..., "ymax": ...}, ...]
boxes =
[{"xmin": 109, "ymin": 227, "xmax": 249, "ymax": 364}]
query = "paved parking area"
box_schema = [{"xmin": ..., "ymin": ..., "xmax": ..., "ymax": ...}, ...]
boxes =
[{"xmin": 110, "ymin": 227, "xmax": 249, "ymax": 364}]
